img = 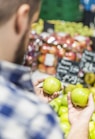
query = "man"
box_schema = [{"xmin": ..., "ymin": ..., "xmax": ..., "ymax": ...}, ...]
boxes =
[
  {"xmin": 0, "ymin": 0, "xmax": 94, "ymax": 139},
  {"xmin": 80, "ymin": 0, "xmax": 95, "ymax": 27}
]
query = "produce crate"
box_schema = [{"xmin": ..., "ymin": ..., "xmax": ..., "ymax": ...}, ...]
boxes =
[{"xmin": 40, "ymin": 0, "xmax": 83, "ymax": 21}]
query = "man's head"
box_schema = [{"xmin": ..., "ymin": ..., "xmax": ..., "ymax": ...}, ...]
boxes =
[{"xmin": 0, "ymin": 0, "xmax": 41, "ymax": 64}]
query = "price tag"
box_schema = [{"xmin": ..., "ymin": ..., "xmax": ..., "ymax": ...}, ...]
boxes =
[
  {"xmin": 43, "ymin": 21, "xmax": 54, "ymax": 32},
  {"xmin": 80, "ymin": 50, "xmax": 95, "ymax": 73},
  {"xmin": 44, "ymin": 54, "xmax": 55, "ymax": 66},
  {"xmin": 56, "ymin": 59, "xmax": 82, "ymax": 84}
]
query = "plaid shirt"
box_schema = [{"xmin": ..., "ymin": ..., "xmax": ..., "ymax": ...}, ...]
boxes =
[{"xmin": 0, "ymin": 61, "xmax": 64, "ymax": 139}]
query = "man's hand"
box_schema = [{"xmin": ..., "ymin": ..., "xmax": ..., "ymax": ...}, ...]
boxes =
[
  {"xmin": 67, "ymin": 93, "xmax": 95, "ymax": 126},
  {"xmin": 33, "ymin": 78, "xmax": 59, "ymax": 103}
]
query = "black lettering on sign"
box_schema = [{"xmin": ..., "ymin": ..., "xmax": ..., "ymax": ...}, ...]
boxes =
[
  {"xmin": 80, "ymin": 50, "xmax": 95, "ymax": 73},
  {"xmin": 56, "ymin": 59, "xmax": 81, "ymax": 84}
]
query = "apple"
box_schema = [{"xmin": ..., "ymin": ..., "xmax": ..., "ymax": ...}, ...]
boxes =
[
  {"xmin": 60, "ymin": 113, "xmax": 69, "ymax": 122},
  {"xmin": 89, "ymin": 121, "xmax": 95, "ymax": 139},
  {"xmin": 43, "ymin": 77, "xmax": 61, "ymax": 95},
  {"xmin": 65, "ymin": 38, "xmax": 74, "ymax": 46},
  {"xmin": 53, "ymin": 97, "xmax": 63, "ymax": 107},
  {"xmin": 64, "ymin": 84, "xmax": 76, "ymax": 94},
  {"xmin": 89, "ymin": 121, "xmax": 95, "ymax": 132},
  {"xmin": 72, "ymin": 41, "xmax": 81, "ymax": 52},
  {"xmin": 84, "ymin": 73, "xmax": 95, "ymax": 85},
  {"xmin": 90, "ymin": 130, "xmax": 95, "ymax": 139},
  {"xmin": 61, "ymin": 94, "xmax": 68, "ymax": 107},
  {"xmin": 49, "ymin": 99, "xmax": 60, "ymax": 113},
  {"xmin": 80, "ymin": 41, "xmax": 86, "ymax": 47},
  {"xmin": 40, "ymin": 44, "xmax": 49, "ymax": 54},
  {"xmin": 49, "ymin": 46, "xmax": 58, "ymax": 55},
  {"xmin": 60, "ymin": 122, "xmax": 71, "ymax": 135},
  {"xmin": 38, "ymin": 54, "xmax": 45, "ymax": 63},
  {"xmin": 91, "ymin": 113, "xmax": 95, "ymax": 121},
  {"xmin": 71, "ymin": 88, "xmax": 90, "ymax": 107},
  {"xmin": 64, "ymin": 51, "xmax": 76, "ymax": 61},
  {"xmin": 76, "ymin": 83, "xmax": 83, "ymax": 88},
  {"xmin": 57, "ymin": 47, "xmax": 66, "ymax": 58},
  {"xmin": 58, "ymin": 106, "xmax": 68, "ymax": 116}
]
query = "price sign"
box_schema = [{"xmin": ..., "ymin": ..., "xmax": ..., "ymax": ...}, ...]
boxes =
[
  {"xmin": 80, "ymin": 50, "xmax": 95, "ymax": 73},
  {"xmin": 56, "ymin": 59, "xmax": 82, "ymax": 84},
  {"xmin": 43, "ymin": 21, "xmax": 54, "ymax": 32}
]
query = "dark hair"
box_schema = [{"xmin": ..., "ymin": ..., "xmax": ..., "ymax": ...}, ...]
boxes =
[{"xmin": 0, "ymin": 0, "xmax": 41, "ymax": 25}]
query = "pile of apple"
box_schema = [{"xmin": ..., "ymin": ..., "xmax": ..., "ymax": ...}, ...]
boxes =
[
  {"xmin": 24, "ymin": 30, "xmax": 93, "ymax": 75},
  {"xmin": 31, "ymin": 19, "xmax": 94, "ymax": 37},
  {"xmin": 38, "ymin": 32, "xmax": 92, "ymax": 75},
  {"xmin": 53, "ymin": 21, "xmax": 94, "ymax": 37},
  {"xmin": 43, "ymin": 77, "xmax": 95, "ymax": 139}
]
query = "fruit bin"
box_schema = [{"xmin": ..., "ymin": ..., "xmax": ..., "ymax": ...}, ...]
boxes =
[
  {"xmin": 49, "ymin": 83, "xmax": 95, "ymax": 139},
  {"xmin": 40, "ymin": 0, "xmax": 82, "ymax": 21}
]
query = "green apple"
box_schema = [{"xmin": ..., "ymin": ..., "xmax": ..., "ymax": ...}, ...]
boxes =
[
  {"xmin": 60, "ymin": 122, "xmax": 71, "ymax": 135},
  {"xmin": 49, "ymin": 99, "xmax": 60, "ymax": 113},
  {"xmin": 60, "ymin": 113, "xmax": 69, "ymax": 122},
  {"xmin": 89, "ymin": 121, "xmax": 95, "ymax": 139},
  {"xmin": 89, "ymin": 121, "xmax": 95, "ymax": 132},
  {"xmin": 89, "ymin": 130, "xmax": 95, "ymax": 139},
  {"xmin": 61, "ymin": 94, "xmax": 68, "ymax": 107},
  {"xmin": 91, "ymin": 113, "xmax": 95, "ymax": 122},
  {"xmin": 84, "ymin": 73, "xmax": 95, "ymax": 85},
  {"xmin": 58, "ymin": 106, "xmax": 68, "ymax": 116},
  {"xmin": 54, "ymin": 97, "xmax": 63, "ymax": 106},
  {"xmin": 43, "ymin": 77, "xmax": 61, "ymax": 95},
  {"xmin": 64, "ymin": 84, "xmax": 76, "ymax": 94},
  {"xmin": 76, "ymin": 83, "xmax": 83, "ymax": 88},
  {"xmin": 71, "ymin": 88, "xmax": 90, "ymax": 107}
]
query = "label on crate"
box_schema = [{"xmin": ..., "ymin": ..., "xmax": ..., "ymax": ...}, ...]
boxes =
[
  {"xmin": 80, "ymin": 50, "xmax": 95, "ymax": 73},
  {"xmin": 56, "ymin": 59, "xmax": 82, "ymax": 84},
  {"xmin": 44, "ymin": 53, "xmax": 55, "ymax": 66}
]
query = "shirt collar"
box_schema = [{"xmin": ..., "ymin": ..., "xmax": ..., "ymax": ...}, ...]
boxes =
[{"xmin": 0, "ymin": 61, "xmax": 34, "ymax": 92}]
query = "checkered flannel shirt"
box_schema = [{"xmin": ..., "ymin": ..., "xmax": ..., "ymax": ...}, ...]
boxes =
[{"xmin": 0, "ymin": 61, "xmax": 64, "ymax": 139}]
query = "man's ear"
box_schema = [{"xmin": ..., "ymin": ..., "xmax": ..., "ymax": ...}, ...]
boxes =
[{"xmin": 15, "ymin": 4, "xmax": 30, "ymax": 34}]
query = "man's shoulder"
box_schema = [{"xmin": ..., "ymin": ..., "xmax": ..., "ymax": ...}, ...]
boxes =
[{"xmin": 0, "ymin": 78, "xmax": 63, "ymax": 139}]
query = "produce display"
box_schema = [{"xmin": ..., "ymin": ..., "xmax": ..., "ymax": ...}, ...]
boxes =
[
  {"xmin": 31, "ymin": 19, "xmax": 94, "ymax": 37},
  {"xmin": 38, "ymin": 32, "xmax": 92, "ymax": 75},
  {"xmin": 54, "ymin": 21, "xmax": 94, "ymax": 37},
  {"xmin": 48, "ymin": 81, "xmax": 95, "ymax": 139},
  {"xmin": 29, "ymin": 19, "xmax": 95, "ymax": 139}
]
